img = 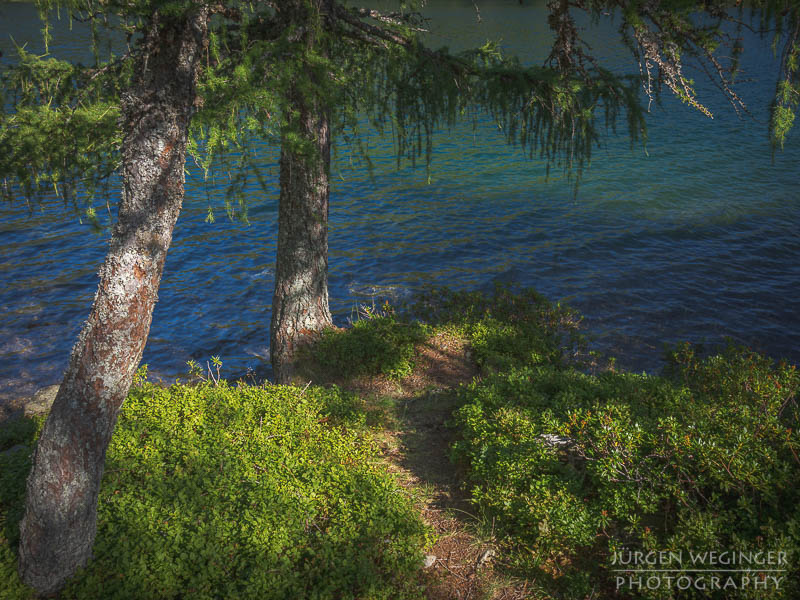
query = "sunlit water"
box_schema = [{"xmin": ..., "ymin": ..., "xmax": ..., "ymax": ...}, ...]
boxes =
[{"xmin": 1, "ymin": 1, "xmax": 798, "ymax": 402}]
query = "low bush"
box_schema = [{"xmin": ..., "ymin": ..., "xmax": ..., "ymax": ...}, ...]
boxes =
[
  {"xmin": 412, "ymin": 284, "xmax": 585, "ymax": 372},
  {"xmin": 0, "ymin": 378, "xmax": 427, "ymax": 600},
  {"xmin": 301, "ymin": 305, "xmax": 430, "ymax": 381},
  {"xmin": 449, "ymin": 289, "xmax": 800, "ymax": 598},
  {"xmin": 0, "ymin": 415, "xmax": 43, "ymax": 600}
]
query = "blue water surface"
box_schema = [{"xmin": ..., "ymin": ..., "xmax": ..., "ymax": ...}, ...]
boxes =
[{"xmin": 1, "ymin": 0, "xmax": 798, "ymax": 401}]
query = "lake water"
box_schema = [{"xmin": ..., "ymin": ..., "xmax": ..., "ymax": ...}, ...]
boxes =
[{"xmin": 1, "ymin": 1, "xmax": 799, "ymax": 402}]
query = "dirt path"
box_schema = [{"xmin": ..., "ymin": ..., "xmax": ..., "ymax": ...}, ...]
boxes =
[{"xmin": 300, "ymin": 331, "xmax": 531, "ymax": 599}]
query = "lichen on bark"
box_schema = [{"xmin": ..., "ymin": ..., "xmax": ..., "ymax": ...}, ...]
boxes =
[{"xmin": 17, "ymin": 7, "xmax": 209, "ymax": 595}]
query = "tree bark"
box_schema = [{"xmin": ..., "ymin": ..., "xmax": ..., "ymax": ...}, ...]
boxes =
[
  {"xmin": 270, "ymin": 86, "xmax": 333, "ymax": 384},
  {"xmin": 17, "ymin": 8, "xmax": 208, "ymax": 596}
]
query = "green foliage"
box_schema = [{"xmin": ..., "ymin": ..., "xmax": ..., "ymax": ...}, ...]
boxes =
[
  {"xmin": 0, "ymin": 415, "xmax": 41, "ymax": 454},
  {"xmin": 0, "ymin": 45, "xmax": 124, "ymax": 207},
  {"xmin": 0, "ymin": 417, "xmax": 40, "ymax": 546},
  {"xmin": 447, "ymin": 290, "xmax": 800, "ymax": 598},
  {"xmin": 0, "ymin": 381, "xmax": 427, "ymax": 599},
  {"xmin": 759, "ymin": 1, "xmax": 800, "ymax": 148},
  {"xmin": 301, "ymin": 304, "xmax": 430, "ymax": 381},
  {"xmin": 186, "ymin": 356, "xmax": 224, "ymax": 386},
  {"xmin": 4, "ymin": 0, "xmax": 799, "ymax": 213},
  {"xmin": 412, "ymin": 284, "xmax": 585, "ymax": 373},
  {"xmin": 771, "ymin": 42, "xmax": 800, "ymax": 150},
  {"xmin": 344, "ymin": 33, "xmax": 646, "ymax": 179},
  {"xmin": 0, "ymin": 450, "xmax": 34, "ymax": 600},
  {"xmin": 0, "ymin": 414, "xmax": 45, "ymax": 600}
]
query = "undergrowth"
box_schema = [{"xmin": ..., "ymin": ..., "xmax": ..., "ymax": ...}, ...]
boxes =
[
  {"xmin": 298, "ymin": 302, "xmax": 430, "ymax": 382},
  {"xmin": 0, "ymin": 378, "xmax": 427, "ymax": 600},
  {"xmin": 438, "ymin": 286, "xmax": 800, "ymax": 599},
  {"xmin": 411, "ymin": 285, "xmax": 585, "ymax": 373},
  {"xmin": 3, "ymin": 285, "xmax": 799, "ymax": 600}
]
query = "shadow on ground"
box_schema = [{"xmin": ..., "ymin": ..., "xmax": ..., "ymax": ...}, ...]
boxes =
[{"xmin": 296, "ymin": 329, "xmax": 533, "ymax": 599}]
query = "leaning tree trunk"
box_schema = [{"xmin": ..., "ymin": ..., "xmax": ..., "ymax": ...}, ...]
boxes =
[
  {"xmin": 18, "ymin": 9, "xmax": 208, "ymax": 596},
  {"xmin": 270, "ymin": 87, "xmax": 333, "ymax": 384}
]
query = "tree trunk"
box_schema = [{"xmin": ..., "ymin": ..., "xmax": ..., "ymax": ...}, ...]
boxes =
[
  {"xmin": 17, "ymin": 9, "xmax": 208, "ymax": 596},
  {"xmin": 270, "ymin": 87, "xmax": 333, "ymax": 384}
]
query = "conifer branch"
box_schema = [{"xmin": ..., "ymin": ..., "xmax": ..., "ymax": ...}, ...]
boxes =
[
  {"xmin": 350, "ymin": 7, "xmax": 428, "ymax": 31},
  {"xmin": 332, "ymin": 3, "xmax": 416, "ymax": 49}
]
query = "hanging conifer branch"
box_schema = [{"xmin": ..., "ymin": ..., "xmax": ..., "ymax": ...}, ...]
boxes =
[{"xmin": 770, "ymin": 6, "xmax": 800, "ymax": 149}]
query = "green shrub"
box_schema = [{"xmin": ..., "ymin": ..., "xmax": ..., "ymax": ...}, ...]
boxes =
[
  {"xmin": 453, "ymin": 341, "xmax": 800, "ymax": 598},
  {"xmin": 412, "ymin": 284, "xmax": 585, "ymax": 372},
  {"xmin": 0, "ymin": 380, "xmax": 427, "ymax": 600},
  {"xmin": 0, "ymin": 416, "xmax": 41, "ymax": 454},
  {"xmin": 1, "ymin": 428, "xmax": 38, "ymax": 600},
  {"xmin": 0, "ymin": 414, "xmax": 43, "ymax": 593},
  {"xmin": 302, "ymin": 308, "xmax": 429, "ymax": 381}
]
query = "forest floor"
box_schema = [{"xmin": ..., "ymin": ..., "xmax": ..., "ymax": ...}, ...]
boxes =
[{"xmin": 296, "ymin": 331, "xmax": 532, "ymax": 600}]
